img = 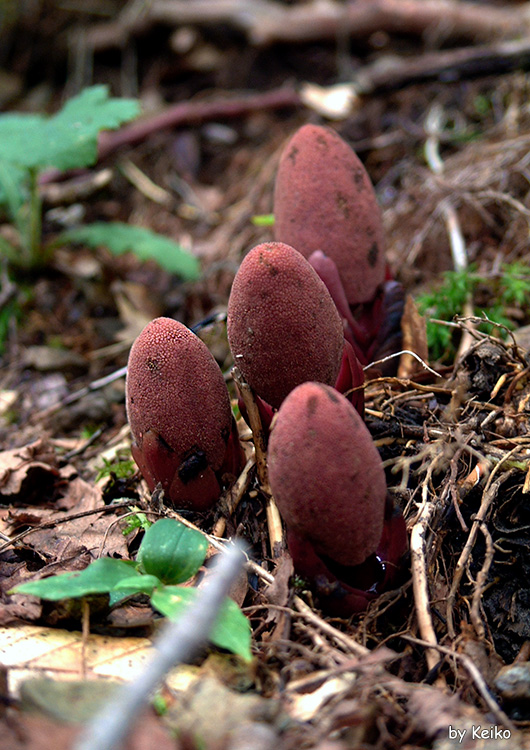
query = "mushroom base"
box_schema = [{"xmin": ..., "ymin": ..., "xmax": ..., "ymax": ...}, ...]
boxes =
[{"xmin": 286, "ymin": 495, "xmax": 408, "ymax": 616}]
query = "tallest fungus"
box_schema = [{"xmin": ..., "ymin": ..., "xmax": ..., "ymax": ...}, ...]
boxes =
[
  {"xmin": 274, "ymin": 124, "xmax": 386, "ymax": 306},
  {"xmin": 273, "ymin": 124, "xmax": 404, "ymax": 369}
]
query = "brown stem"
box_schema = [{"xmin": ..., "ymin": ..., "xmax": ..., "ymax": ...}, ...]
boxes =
[
  {"xmin": 84, "ymin": 0, "xmax": 530, "ymax": 50},
  {"xmin": 97, "ymin": 87, "xmax": 301, "ymax": 161}
]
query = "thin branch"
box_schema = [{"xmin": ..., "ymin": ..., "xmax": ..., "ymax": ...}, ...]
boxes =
[
  {"xmin": 84, "ymin": 0, "xmax": 530, "ymax": 49},
  {"xmin": 410, "ymin": 460, "xmax": 443, "ymax": 674},
  {"xmin": 231, "ymin": 366, "xmax": 284, "ymax": 559},
  {"xmin": 403, "ymin": 635, "xmax": 517, "ymax": 734},
  {"xmin": 446, "ymin": 449, "xmax": 520, "ymax": 637}
]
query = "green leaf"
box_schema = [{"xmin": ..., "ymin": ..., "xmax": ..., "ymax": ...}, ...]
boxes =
[
  {"xmin": 251, "ymin": 213, "xmax": 275, "ymax": 226},
  {"xmin": 208, "ymin": 597, "xmax": 252, "ymax": 663},
  {"xmin": 55, "ymin": 222, "xmax": 200, "ymax": 279},
  {"xmin": 110, "ymin": 574, "xmax": 161, "ymax": 596},
  {"xmin": 11, "ymin": 558, "xmax": 140, "ymax": 600},
  {"xmin": 151, "ymin": 586, "xmax": 252, "ymax": 662},
  {"xmin": 0, "ymin": 85, "xmax": 140, "ymax": 171},
  {"xmin": 0, "ymin": 159, "xmax": 28, "ymax": 218},
  {"xmin": 137, "ymin": 518, "xmax": 208, "ymax": 585}
]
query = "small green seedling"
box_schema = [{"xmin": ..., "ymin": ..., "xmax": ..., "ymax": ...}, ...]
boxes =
[
  {"xmin": 12, "ymin": 518, "xmax": 252, "ymax": 662},
  {"xmin": 95, "ymin": 456, "xmax": 136, "ymax": 483},
  {"xmin": 0, "ymin": 85, "xmax": 199, "ymax": 279},
  {"xmin": 416, "ymin": 263, "xmax": 529, "ymax": 361},
  {"xmin": 251, "ymin": 213, "xmax": 275, "ymax": 227}
]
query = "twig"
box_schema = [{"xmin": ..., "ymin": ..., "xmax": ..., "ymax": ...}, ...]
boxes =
[
  {"xmin": 469, "ymin": 522, "xmax": 494, "ymax": 640},
  {"xmin": 84, "ymin": 0, "xmax": 530, "ymax": 49},
  {"xmin": 354, "ymin": 37, "xmax": 530, "ymax": 95},
  {"xmin": 74, "ymin": 542, "xmax": 246, "ymax": 750},
  {"xmin": 231, "ymin": 368, "xmax": 269, "ymax": 490},
  {"xmin": 213, "ymin": 455, "xmax": 255, "ymax": 537},
  {"xmin": 97, "ymin": 87, "xmax": 301, "ymax": 162},
  {"xmin": 446, "ymin": 448, "xmax": 520, "ymax": 638},
  {"xmin": 410, "ymin": 459, "xmax": 443, "ymax": 674},
  {"xmin": 403, "ymin": 635, "xmax": 518, "ymax": 734},
  {"xmin": 293, "ymin": 595, "xmax": 369, "ymax": 658},
  {"xmin": 119, "ymin": 159, "xmax": 172, "ymax": 206},
  {"xmin": 364, "ymin": 349, "xmax": 441, "ymax": 378},
  {"xmin": 231, "ymin": 367, "xmax": 284, "ymax": 559}
]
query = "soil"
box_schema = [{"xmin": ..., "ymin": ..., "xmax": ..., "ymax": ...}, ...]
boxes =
[{"xmin": 2, "ymin": 2, "xmax": 530, "ymax": 749}]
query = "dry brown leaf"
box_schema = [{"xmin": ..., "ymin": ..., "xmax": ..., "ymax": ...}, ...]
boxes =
[
  {"xmin": 0, "ymin": 440, "xmax": 59, "ymax": 499},
  {"xmin": 0, "ymin": 707, "xmax": 176, "ymax": 750},
  {"xmin": 398, "ymin": 294, "xmax": 430, "ymax": 379}
]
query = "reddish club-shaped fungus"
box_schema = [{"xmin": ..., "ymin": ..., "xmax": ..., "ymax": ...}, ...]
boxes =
[
  {"xmin": 268, "ymin": 381, "xmax": 407, "ymax": 614},
  {"xmin": 126, "ymin": 317, "xmax": 243, "ymax": 511},
  {"xmin": 227, "ymin": 241, "xmax": 364, "ymax": 418},
  {"xmin": 273, "ymin": 124, "xmax": 404, "ymax": 369},
  {"xmin": 274, "ymin": 124, "xmax": 386, "ymax": 306}
]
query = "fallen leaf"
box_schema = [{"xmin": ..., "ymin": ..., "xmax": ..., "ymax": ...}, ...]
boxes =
[
  {"xmin": 0, "ymin": 624, "xmax": 155, "ymax": 698},
  {"xmin": 0, "ymin": 440, "xmax": 59, "ymax": 499}
]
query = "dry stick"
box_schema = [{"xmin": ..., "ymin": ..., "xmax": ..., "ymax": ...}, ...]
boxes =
[
  {"xmin": 293, "ymin": 596, "xmax": 369, "ymax": 658},
  {"xmin": 32, "ymin": 316, "xmax": 229, "ymax": 423},
  {"xmin": 231, "ymin": 367, "xmax": 284, "ymax": 559},
  {"xmin": 403, "ymin": 635, "xmax": 517, "ymax": 734},
  {"xmin": 410, "ymin": 458, "xmax": 443, "ymax": 674},
  {"xmin": 97, "ymin": 87, "xmax": 301, "ymax": 162},
  {"xmin": 446, "ymin": 446, "xmax": 521, "ymax": 638},
  {"xmin": 354, "ymin": 37, "xmax": 530, "ymax": 94},
  {"xmin": 364, "ymin": 350, "xmax": 441, "ymax": 378},
  {"xmin": 74, "ymin": 543, "xmax": 246, "ymax": 750},
  {"xmin": 213, "ymin": 456, "xmax": 255, "ymax": 538},
  {"xmin": 85, "ymin": 0, "xmax": 530, "ymax": 49},
  {"xmin": 30, "ymin": 365, "xmax": 127, "ymax": 422},
  {"xmin": 469, "ymin": 522, "xmax": 494, "ymax": 640}
]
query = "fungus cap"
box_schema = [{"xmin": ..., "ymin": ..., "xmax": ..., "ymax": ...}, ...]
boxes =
[
  {"xmin": 227, "ymin": 242, "xmax": 344, "ymax": 409},
  {"xmin": 126, "ymin": 317, "xmax": 234, "ymax": 510},
  {"xmin": 268, "ymin": 381, "xmax": 386, "ymax": 567},
  {"xmin": 274, "ymin": 124, "xmax": 385, "ymax": 305}
]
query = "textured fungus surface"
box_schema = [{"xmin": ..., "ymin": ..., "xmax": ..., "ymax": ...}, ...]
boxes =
[
  {"xmin": 268, "ymin": 381, "xmax": 386, "ymax": 567},
  {"xmin": 126, "ymin": 317, "xmax": 235, "ymax": 510},
  {"xmin": 227, "ymin": 242, "xmax": 344, "ymax": 409},
  {"xmin": 273, "ymin": 124, "xmax": 386, "ymax": 305}
]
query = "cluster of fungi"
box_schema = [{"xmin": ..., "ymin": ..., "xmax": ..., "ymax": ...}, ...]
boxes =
[{"xmin": 125, "ymin": 124, "xmax": 409, "ymax": 615}]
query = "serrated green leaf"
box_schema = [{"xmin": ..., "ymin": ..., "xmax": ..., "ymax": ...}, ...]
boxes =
[
  {"xmin": 11, "ymin": 558, "xmax": 139, "ymax": 600},
  {"xmin": 0, "ymin": 85, "xmax": 139, "ymax": 171},
  {"xmin": 137, "ymin": 518, "xmax": 208, "ymax": 585},
  {"xmin": 56, "ymin": 222, "xmax": 200, "ymax": 279},
  {"xmin": 151, "ymin": 586, "xmax": 252, "ymax": 662}
]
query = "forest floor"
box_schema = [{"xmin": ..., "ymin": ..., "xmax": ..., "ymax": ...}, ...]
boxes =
[{"xmin": 2, "ymin": 2, "xmax": 530, "ymax": 749}]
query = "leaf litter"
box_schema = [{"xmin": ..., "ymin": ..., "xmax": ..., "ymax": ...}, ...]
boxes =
[{"xmin": 4, "ymin": 6, "xmax": 530, "ymax": 750}]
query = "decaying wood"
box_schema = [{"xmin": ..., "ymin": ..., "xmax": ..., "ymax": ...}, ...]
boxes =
[
  {"xmin": 354, "ymin": 37, "xmax": 530, "ymax": 94},
  {"xmin": 83, "ymin": 0, "xmax": 530, "ymax": 50}
]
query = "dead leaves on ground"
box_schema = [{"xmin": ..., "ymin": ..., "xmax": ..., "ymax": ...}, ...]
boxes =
[{"xmin": 0, "ymin": 438, "xmax": 131, "ymax": 625}]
